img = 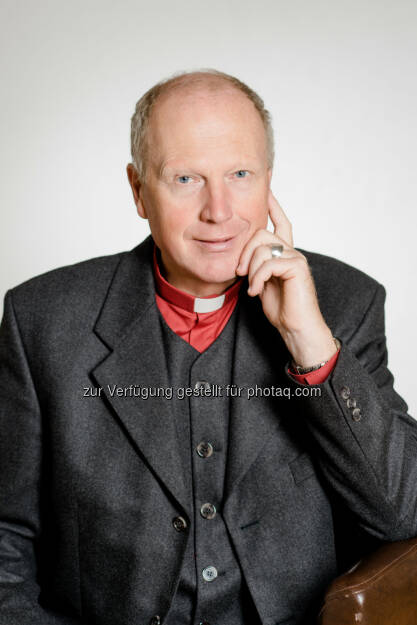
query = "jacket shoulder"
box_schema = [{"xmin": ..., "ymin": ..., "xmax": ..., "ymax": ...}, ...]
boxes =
[
  {"xmin": 4, "ymin": 235, "xmax": 155, "ymax": 338},
  {"xmin": 5, "ymin": 250, "xmax": 131, "ymax": 332},
  {"xmin": 299, "ymin": 248, "xmax": 381, "ymax": 292},
  {"xmin": 9, "ymin": 250, "xmax": 125, "ymax": 301},
  {"xmin": 297, "ymin": 247, "xmax": 384, "ymax": 334}
]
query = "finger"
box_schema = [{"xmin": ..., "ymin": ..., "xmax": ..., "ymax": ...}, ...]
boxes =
[
  {"xmin": 247, "ymin": 245, "xmax": 298, "ymax": 288},
  {"xmin": 236, "ymin": 230, "xmax": 290, "ymax": 276},
  {"xmin": 247, "ymin": 256, "xmax": 300, "ymax": 297},
  {"xmin": 268, "ymin": 190, "xmax": 294, "ymax": 247},
  {"xmin": 247, "ymin": 244, "xmax": 286, "ymax": 286}
]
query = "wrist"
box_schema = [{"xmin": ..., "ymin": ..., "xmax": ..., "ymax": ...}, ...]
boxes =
[
  {"xmin": 283, "ymin": 326, "xmax": 337, "ymax": 369},
  {"xmin": 290, "ymin": 337, "xmax": 341, "ymax": 374}
]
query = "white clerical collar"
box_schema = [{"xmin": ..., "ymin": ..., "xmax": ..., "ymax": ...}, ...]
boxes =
[{"xmin": 193, "ymin": 294, "xmax": 226, "ymax": 313}]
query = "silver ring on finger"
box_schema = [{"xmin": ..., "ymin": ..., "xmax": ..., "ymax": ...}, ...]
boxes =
[{"xmin": 270, "ymin": 244, "xmax": 284, "ymax": 258}]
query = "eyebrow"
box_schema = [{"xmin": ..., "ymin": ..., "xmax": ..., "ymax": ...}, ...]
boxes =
[{"xmin": 159, "ymin": 163, "xmax": 189, "ymax": 177}]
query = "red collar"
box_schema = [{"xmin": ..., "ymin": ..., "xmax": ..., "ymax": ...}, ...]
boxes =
[{"xmin": 153, "ymin": 244, "xmax": 242, "ymax": 313}]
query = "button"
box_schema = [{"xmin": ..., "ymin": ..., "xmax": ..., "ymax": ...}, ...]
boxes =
[
  {"xmin": 172, "ymin": 516, "xmax": 188, "ymax": 532},
  {"xmin": 196, "ymin": 441, "xmax": 214, "ymax": 458},
  {"xmin": 352, "ymin": 408, "xmax": 362, "ymax": 421},
  {"xmin": 202, "ymin": 565, "xmax": 218, "ymax": 581},
  {"xmin": 199, "ymin": 622, "xmax": 211, "ymax": 625},
  {"xmin": 194, "ymin": 381, "xmax": 211, "ymax": 392},
  {"xmin": 149, "ymin": 616, "xmax": 161, "ymax": 625},
  {"xmin": 200, "ymin": 503, "xmax": 217, "ymax": 519},
  {"xmin": 346, "ymin": 398, "xmax": 357, "ymax": 408},
  {"xmin": 340, "ymin": 386, "xmax": 351, "ymax": 400}
]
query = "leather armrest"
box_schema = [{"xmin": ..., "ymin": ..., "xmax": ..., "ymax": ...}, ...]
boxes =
[{"xmin": 318, "ymin": 536, "xmax": 417, "ymax": 624}]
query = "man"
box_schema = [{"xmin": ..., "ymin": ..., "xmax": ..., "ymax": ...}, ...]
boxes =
[{"xmin": 0, "ymin": 69, "xmax": 416, "ymax": 625}]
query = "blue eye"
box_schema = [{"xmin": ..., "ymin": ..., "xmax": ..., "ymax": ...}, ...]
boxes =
[
  {"xmin": 177, "ymin": 175, "xmax": 192, "ymax": 184},
  {"xmin": 235, "ymin": 170, "xmax": 248, "ymax": 178}
]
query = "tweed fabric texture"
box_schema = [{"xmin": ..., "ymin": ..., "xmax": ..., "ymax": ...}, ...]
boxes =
[{"xmin": 1, "ymin": 234, "xmax": 417, "ymax": 625}]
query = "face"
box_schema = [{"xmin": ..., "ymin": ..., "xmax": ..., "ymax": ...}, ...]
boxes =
[{"xmin": 127, "ymin": 85, "xmax": 272, "ymax": 296}]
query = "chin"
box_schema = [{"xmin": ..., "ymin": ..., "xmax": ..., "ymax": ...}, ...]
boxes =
[{"xmin": 194, "ymin": 263, "xmax": 237, "ymax": 287}]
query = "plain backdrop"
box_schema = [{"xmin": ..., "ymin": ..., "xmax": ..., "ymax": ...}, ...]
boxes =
[{"xmin": 1, "ymin": 0, "xmax": 416, "ymax": 416}]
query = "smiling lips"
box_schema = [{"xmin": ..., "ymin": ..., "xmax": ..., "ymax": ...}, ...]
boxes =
[{"xmin": 195, "ymin": 235, "xmax": 237, "ymax": 252}]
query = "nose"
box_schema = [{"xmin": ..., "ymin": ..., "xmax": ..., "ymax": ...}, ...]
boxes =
[{"xmin": 200, "ymin": 180, "xmax": 233, "ymax": 224}]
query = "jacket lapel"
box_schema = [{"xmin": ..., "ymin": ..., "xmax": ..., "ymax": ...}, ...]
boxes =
[
  {"xmin": 90, "ymin": 235, "xmax": 191, "ymax": 515},
  {"xmin": 223, "ymin": 292, "xmax": 292, "ymax": 511}
]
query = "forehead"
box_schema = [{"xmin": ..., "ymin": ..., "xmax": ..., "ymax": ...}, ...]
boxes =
[{"xmin": 146, "ymin": 85, "xmax": 267, "ymax": 166}]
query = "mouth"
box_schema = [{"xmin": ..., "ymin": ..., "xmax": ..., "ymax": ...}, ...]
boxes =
[{"xmin": 194, "ymin": 235, "xmax": 237, "ymax": 252}]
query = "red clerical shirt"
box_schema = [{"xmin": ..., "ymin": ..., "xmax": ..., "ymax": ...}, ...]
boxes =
[{"xmin": 153, "ymin": 245, "xmax": 339, "ymax": 385}]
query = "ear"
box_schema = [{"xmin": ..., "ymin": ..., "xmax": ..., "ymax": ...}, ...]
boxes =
[{"xmin": 126, "ymin": 163, "xmax": 148, "ymax": 219}]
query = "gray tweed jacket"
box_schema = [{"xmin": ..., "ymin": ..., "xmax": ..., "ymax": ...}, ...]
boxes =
[{"xmin": 0, "ymin": 234, "xmax": 416, "ymax": 625}]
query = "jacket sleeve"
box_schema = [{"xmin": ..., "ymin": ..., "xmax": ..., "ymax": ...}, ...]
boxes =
[
  {"xmin": 0, "ymin": 290, "xmax": 86, "ymax": 625},
  {"xmin": 284, "ymin": 282, "xmax": 417, "ymax": 542}
]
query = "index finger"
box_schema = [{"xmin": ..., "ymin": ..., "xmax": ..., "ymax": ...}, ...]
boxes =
[{"xmin": 268, "ymin": 190, "xmax": 294, "ymax": 247}]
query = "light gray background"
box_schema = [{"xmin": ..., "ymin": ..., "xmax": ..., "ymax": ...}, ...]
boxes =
[{"xmin": 1, "ymin": 0, "xmax": 416, "ymax": 415}]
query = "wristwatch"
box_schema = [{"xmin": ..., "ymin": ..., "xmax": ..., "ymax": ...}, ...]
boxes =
[{"xmin": 291, "ymin": 337, "xmax": 341, "ymax": 375}]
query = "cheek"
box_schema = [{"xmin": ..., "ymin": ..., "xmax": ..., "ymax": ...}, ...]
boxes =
[
  {"xmin": 142, "ymin": 184, "xmax": 191, "ymax": 234},
  {"xmin": 150, "ymin": 204, "xmax": 193, "ymax": 242},
  {"xmin": 238, "ymin": 199, "xmax": 268, "ymax": 231},
  {"xmin": 256, "ymin": 209, "xmax": 269, "ymax": 230},
  {"xmin": 233, "ymin": 180, "xmax": 269, "ymax": 222}
]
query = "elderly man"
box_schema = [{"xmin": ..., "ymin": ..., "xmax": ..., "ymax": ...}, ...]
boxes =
[{"xmin": 0, "ymin": 69, "xmax": 416, "ymax": 625}]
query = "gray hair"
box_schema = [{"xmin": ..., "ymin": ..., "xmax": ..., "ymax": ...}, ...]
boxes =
[{"xmin": 130, "ymin": 68, "xmax": 274, "ymax": 181}]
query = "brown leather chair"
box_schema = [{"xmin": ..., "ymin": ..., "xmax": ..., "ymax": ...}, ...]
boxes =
[{"xmin": 318, "ymin": 537, "xmax": 417, "ymax": 624}]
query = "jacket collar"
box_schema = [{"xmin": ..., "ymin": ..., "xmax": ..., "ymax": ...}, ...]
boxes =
[{"xmin": 93, "ymin": 235, "xmax": 157, "ymax": 350}]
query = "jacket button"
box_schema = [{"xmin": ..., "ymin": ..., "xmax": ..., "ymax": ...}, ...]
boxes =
[
  {"xmin": 352, "ymin": 407, "xmax": 362, "ymax": 421},
  {"xmin": 200, "ymin": 503, "xmax": 217, "ymax": 519},
  {"xmin": 149, "ymin": 616, "xmax": 161, "ymax": 625},
  {"xmin": 172, "ymin": 516, "xmax": 188, "ymax": 532},
  {"xmin": 340, "ymin": 386, "xmax": 351, "ymax": 400},
  {"xmin": 196, "ymin": 441, "xmax": 214, "ymax": 458},
  {"xmin": 346, "ymin": 398, "xmax": 357, "ymax": 408},
  {"xmin": 202, "ymin": 565, "xmax": 218, "ymax": 581},
  {"xmin": 194, "ymin": 380, "xmax": 211, "ymax": 392}
]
